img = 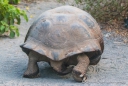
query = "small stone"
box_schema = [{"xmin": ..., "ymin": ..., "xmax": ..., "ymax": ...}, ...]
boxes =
[
  {"xmin": 123, "ymin": 39, "xmax": 128, "ymax": 43},
  {"xmin": 104, "ymin": 33, "xmax": 111, "ymax": 38}
]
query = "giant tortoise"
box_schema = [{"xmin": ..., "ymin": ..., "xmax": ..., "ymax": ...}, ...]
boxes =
[{"xmin": 20, "ymin": 5, "xmax": 104, "ymax": 82}]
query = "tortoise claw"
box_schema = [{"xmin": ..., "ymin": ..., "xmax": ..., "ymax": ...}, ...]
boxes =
[
  {"xmin": 80, "ymin": 74, "xmax": 84, "ymax": 77},
  {"xmin": 72, "ymin": 70, "xmax": 87, "ymax": 82},
  {"xmin": 82, "ymin": 77, "xmax": 87, "ymax": 83}
]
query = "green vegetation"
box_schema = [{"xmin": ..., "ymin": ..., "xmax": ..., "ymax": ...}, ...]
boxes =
[
  {"xmin": 75, "ymin": 0, "xmax": 128, "ymax": 23},
  {"xmin": 9, "ymin": 0, "xmax": 20, "ymax": 4},
  {"xmin": 0, "ymin": 0, "xmax": 28, "ymax": 38}
]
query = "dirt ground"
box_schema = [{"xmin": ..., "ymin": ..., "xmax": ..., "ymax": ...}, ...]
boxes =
[{"xmin": 0, "ymin": 0, "xmax": 128, "ymax": 86}]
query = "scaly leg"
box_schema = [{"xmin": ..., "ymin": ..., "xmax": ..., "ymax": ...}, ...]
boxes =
[
  {"xmin": 23, "ymin": 51, "xmax": 39, "ymax": 78},
  {"xmin": 72, "ymin": 54, "xmax": 90, "ymax": 82}
]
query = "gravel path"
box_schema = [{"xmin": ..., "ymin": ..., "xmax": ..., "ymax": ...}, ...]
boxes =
[{"xmin": 0, "ymin": 1, "xmax": 128, "ymax": 86}]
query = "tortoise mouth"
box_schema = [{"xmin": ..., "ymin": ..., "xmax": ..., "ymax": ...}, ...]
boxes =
[{"xmin": 57, "ymin": 65, "xmax": 74, "ymax": 75}]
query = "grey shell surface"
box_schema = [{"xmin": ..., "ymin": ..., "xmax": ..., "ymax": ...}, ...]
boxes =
[{"xmin": 21, "ymin": 6, "xmax": 104, "ymax": 61}]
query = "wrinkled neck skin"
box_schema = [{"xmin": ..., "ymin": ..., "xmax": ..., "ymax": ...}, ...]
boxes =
[{"xmin": 49, "ymin": 55, "xmax": 78, "ymax": 74}]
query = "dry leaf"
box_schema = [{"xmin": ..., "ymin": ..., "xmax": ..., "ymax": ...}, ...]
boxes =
[
  {"xmin": 17, "ymin": 8, "xmax": 20, "ymax": 10},
  {"xmin": 26, "ymin": 6, "xmax": 29, "ymax": 11},
  {"xmin": 30, "ymin": 15, "xmax": 34, "ymax": 18}
]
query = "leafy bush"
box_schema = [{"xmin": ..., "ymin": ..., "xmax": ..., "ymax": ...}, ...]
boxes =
[
  {"xmin": 75, "ymin": 0, "xmax": 128, "ymax": 23},
  {"xmin": 0, "ymin": 0, "xmax": 28, "ymax": 38},
  {"xmin": 9, "ymin": 0, "xmax": 20, "ymax": 4}
]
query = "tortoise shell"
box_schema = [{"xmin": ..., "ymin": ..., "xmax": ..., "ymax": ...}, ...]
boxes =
[{"xmin": 20, "ymin": 6, "xmax": 104, "ymax": 61}]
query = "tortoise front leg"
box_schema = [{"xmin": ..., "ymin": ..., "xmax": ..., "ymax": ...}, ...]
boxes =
[
  {"xmin": 72, "ymin": 54, "xmax": 90, "ymax": 82},
  {"xmin": 23, "ymin": 51, "xmax": 39, "ymax": 78}
]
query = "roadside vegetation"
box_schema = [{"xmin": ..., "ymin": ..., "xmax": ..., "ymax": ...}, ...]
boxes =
[
  {"xmin": 75, "ymin": 0, "xmax": 128, "ymax": 23},
  {"xmin": 74, "ymin": 0, "xmax": 128, "ymax": 39},
  {"xmin": 0, "ymin": 0, "xmax": 28, "ymax": 38}
]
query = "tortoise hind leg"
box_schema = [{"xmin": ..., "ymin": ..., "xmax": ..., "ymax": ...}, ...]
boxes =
[
  {"xmin": 23, "ymin": 51, "xmax": 39, "ymax": 78},
  {"xmin": 72, "ymin": 54, "xmax": 90, "ymax": 82}
]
